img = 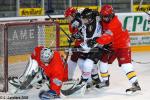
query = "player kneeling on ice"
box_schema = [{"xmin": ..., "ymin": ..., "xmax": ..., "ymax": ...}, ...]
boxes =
[{"xmin": 9, "ymin": 46, "xmax": 68, "ymax": 99}]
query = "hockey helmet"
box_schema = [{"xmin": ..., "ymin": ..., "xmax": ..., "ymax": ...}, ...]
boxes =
[
  {"xmin": 81, "ymin": 8, "xmax": 95, "ymax": 24},
  {"xmin": 64, "ymin": 7, "xmax": 77, "ymax": 17},
  {"xmin": 100, "ymin": 5, "xmax": 114, "ymax": 23},
  {"xmin": 81, "ymin": 8, "xmax": 93, "ymax": 19},
  {"xmin": 40, "ymin": 47, "xmax": 54, "ymax": 63}
]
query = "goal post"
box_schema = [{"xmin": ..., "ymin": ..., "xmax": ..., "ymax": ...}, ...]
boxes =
[
  {"xmin": 0, "ymin": 21, "xmax": 60, "ymax": 92},
  {"xmin": 0, "ymin": 24, "xmax": 5, "ymax": 92}
]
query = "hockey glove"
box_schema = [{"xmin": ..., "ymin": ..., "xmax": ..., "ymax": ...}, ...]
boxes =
[
  {"xmin": 67, "ymin": 38, "xmax": 74, "ymax": 44},
  {"xmin": 102, "ymin": 43, "xmax": 113, "ymax": 53},
  {"xmin": 103, "ymin": 43, "xmax": 112, "ymax": 50},
  {"xmin": 87, "ymin": 38, "xmax": 97, "ymax": 48},
  {"xmin": 72, "ymin": 31, "xmax": 83, "ymax": 40},
  {"xmin": 39, "ymin": 90, "xmax": 60, "ymax": 100}
]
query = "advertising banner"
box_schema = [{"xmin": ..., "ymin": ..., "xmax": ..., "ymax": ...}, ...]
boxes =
[
  {"xmin": 116, "ymin": 13, "xmax": 149, "ymax": 32},
  {"xmin": 57, "ymin": 13, "xmax": 150, "ymax": 47},
  {"xmin": 133, "ymin": 4, "xmax": 150, "ymax": 12},
  {"xmin": 19, "ymin": 8, "xmax": 44, "ymax": 16},
  {"xmin": 116, "ymin": 13, "xmax": 150, "ymax": 46},
  {"xmin": 8, "ymin": 25, "xmax": 38, "ymax": 55}
]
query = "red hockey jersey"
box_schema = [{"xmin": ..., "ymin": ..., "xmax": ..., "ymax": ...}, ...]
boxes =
[
  {"xmin": 97, "ymin": 16, "xmax": 130, "ymax": 48},
  {"xmin": 69, "ymin": 23, "xmax": 82, "ymax": 46},
  {"xmin": 31, "ymin": 46, "xmax": 68, "ymax": 95}
]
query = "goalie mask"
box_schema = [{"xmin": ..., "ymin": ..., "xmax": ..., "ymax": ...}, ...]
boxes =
[{"xmin": 40, "ymin": 47, "xmax": 54, "ymax": 64}]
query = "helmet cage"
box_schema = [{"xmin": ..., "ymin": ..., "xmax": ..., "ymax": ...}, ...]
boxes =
[
  {"xmin": 101, "ymin": 14, "xmax": 114, "ymax": 23},
  {"xmin": 40, "ymin": 48, "xmax": 54, "ymax": 64}
]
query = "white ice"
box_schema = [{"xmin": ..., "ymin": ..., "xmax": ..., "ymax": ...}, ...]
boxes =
[{"xmin": 0, "ymin": 52, "xmax": 150, "ymax": 100}]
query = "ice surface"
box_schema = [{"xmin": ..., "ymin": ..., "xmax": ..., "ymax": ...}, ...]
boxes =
[{"xmin": 0, "ymin": 52, "xmax": 150, "ymax": 100}]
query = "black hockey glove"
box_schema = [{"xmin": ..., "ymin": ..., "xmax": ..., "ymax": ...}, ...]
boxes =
[
  {"xmin": 103, "ymin": 44, "xmax": 111, "ymax": 50},
  {"xmin": 87, "ymin": 38, "xmax": 97, "ymax": 48},
  {"xmin": 72, "ymin": 31, "xmax": 83, "ymax": 40},
  {"xmin": 102, "ymin": 43, "xmax": 112, "ymax": 53},
  {"xmin": 67, "ymin": 38, "xmax": 74, "ymax": 44},
  {"xmin": 67, "ymin": 31, "xmax": 83, "ymax": 44}
]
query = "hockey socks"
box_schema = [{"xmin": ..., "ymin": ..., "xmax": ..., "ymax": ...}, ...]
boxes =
[{"xmin": 121, "ymin": 63, "xmax": 141, "ymax": 93}]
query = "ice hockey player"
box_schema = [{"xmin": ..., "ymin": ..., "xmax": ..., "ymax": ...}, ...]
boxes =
[
  {"xmin": 61, "ymin": 8, "xmax": 103, "ymax": 96},
  {"xmin": 76, "ymin": 8, "xmax": 103, "ymax": 90},
  {"xmin": 94, "ymin": 5, "xmax": 141, "ymax": 93},
  {"xmin": 64, "ymin": 7, "xmax": 83, "ymax": 80},
  {"xmin": 31, "ymin": 46, "xmax": 68, "ymax": 99}
]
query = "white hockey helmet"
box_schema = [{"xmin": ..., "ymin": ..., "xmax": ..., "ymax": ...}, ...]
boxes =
[{"xmin": 40, "ymin": 47, "xmax": 54, "ymax": 63}]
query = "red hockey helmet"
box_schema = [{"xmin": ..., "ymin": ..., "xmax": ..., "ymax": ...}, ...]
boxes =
[
  {"xmin": 100, "ymin": 5, "xmax": 114, "ymax": 23},
  {"xmin": 100, "ymin": 5, "xmax": 114, "ymax": 16},
  {"xmin": 64, "ymin": 7, "xmax": 77, "ymax": 17}
]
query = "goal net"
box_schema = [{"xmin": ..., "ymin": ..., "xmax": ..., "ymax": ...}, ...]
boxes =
[{"xmin": 0, "ymin": 21, "xmax": 60, "ymax": 92}]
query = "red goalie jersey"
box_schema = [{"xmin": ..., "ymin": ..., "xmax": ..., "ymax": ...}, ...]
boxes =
[{"xmin": 31, "ymin": 46, "xmax": 68, "ymax": 95}]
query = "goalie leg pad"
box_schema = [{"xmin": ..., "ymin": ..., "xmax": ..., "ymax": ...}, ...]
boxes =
[{"xmin": 9, "ymin": 77, "xmax": 22, "ymax": 88}]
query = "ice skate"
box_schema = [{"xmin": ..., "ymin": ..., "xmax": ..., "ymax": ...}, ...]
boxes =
[
  {"xmin": 95, "ymin": 75, "xmax": 110, "ymax": 89},
  {"xmin": 86, "ymin": 75, "xmax": 101, "ymax": 89},
  {"xmin": 126, "ymin": 81, "xmax": 141, "ymax": 94}
]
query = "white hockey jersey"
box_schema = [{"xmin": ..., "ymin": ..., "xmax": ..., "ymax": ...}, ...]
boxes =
[{"xmin": 80, "ymin": 20, "xmax": 102, "ymax": 53}]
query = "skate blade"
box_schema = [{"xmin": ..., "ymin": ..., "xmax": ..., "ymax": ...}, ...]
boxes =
[{"xmin": 126, "ymin": 90, "xmax": 142, "ymax": 95}]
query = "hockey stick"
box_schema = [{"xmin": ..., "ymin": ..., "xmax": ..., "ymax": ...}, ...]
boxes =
[
  {"xmin": 132, "ymin": 59, "xmax": 150, "ymax": 64},
  {"xmin": 45, "ymin": 10, "xmax": 72, "ymax": 40},
  {"xmin": 64, "ymin": 42, "xmax": 71, "ymax": 65},
  {"xmin": 61, "ymin": 80, "xmax": 86, "ymax": 96},
  {"xmin": 45, "ymin": 10, "xmax": 73, "ymax": 68},
  {"xmin": 138, "ymin": 0, "xmax": 150, "ymax": 16}
]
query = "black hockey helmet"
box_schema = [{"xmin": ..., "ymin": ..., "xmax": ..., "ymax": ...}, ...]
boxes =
[{"xmin": 81, "ymin": 8, "xmax": 93, "ymax": 19}]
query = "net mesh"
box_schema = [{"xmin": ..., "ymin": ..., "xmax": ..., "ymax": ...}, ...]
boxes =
[{"xmin": 0, "ymin": 21, "xmax": 60, "ymax": 92}]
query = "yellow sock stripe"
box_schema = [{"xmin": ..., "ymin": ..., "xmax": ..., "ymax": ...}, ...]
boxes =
[
  {"xmin": 100, "ymin": 73, "xmax": 109, "ymax": 78},
  {"xmin": 126, "ymin": 71, "xmax": 137, "ymax": 80}
]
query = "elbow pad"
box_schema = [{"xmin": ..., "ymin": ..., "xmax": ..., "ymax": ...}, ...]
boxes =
[{"xmin": 96, "ymin": 34, "xmax": 112, "ymax": 45}]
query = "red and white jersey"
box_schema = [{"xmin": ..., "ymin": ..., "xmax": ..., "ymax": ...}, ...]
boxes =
[
  {"xmin": 101, "ymin": 16, "xmax": 130, "ymax": 48},
  {"xmin": 31, "ymin": 46, "xmax": 68, "ymax": 95},
  {"xmin": 69, "ymin": 23, "xmax": 83, "ymax": 46}
]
